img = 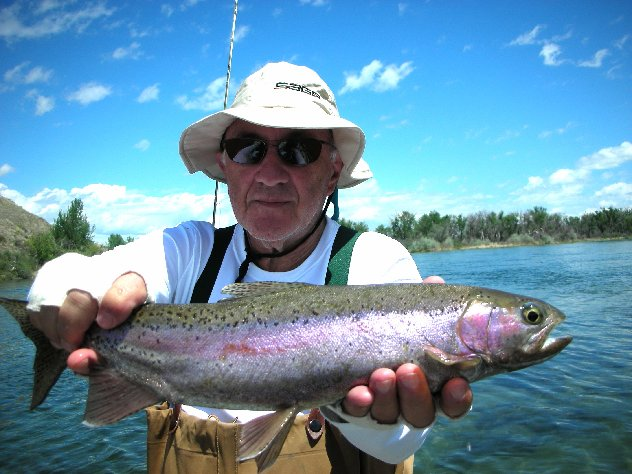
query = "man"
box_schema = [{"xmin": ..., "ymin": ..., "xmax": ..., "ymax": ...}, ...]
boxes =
[{"xmin": 27, "ymin": 62, "xmax": 472, "ymax": 472}]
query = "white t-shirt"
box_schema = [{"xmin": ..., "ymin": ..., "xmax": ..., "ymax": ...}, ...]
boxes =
[{"xmin": 28, "ymin": 218, "xmax": 430, "ymax": 464}]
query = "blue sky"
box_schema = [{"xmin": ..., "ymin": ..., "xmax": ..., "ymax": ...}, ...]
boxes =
[{"xmin": 1, "ymin": 0, "xmax": 630, "ymax": 242}]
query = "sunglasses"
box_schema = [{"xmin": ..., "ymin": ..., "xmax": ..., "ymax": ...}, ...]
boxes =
[{"xmin": 221, "ymin": 137, "xmax": 336, "ymax": 166}]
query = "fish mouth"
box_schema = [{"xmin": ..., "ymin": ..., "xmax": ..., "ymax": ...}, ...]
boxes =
[
  {"xmin": 536, "ymin": 335, "xmax": 572, "ymax": 358},
  {"xmin": 506, "ymin": 323, "xmax": 572, "ymax": 370}
]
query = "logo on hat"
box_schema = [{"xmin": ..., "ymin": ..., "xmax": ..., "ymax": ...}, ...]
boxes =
[{"xmin": 275, "ymin": 82, "xmax": 321, "ymax": 99}]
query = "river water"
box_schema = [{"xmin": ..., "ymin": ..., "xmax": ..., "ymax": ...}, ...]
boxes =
[{"xmin": 0, "ymin": 240, "xmax": 630, "ymax": 473}]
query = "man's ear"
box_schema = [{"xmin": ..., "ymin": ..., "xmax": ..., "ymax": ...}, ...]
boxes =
[
  {"xmin": 327, "ymin": 155, "xmax": 343, "ymax": 194},
  {"xmin": 216, "ymin": 152, "xmax": 225, "ymax": 173}
]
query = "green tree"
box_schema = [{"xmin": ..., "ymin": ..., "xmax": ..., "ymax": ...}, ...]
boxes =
[
  {"xmin": 390, "ymin": 211, "xmax": 417, "ymax": 241},
  {"xmin": 28, "ymin": 231, "xmax": 60, "ymax": 265},
  {"xmin": 52, "ymin": 198, "xmax": 95, "ymax": 251},
  {"xmin": 375, "ymin": 224, "xmax": 391, "ymax": 237},
  {"xmin": 338, "ymin": 218, "xmax": 369, "ymax": 233},
  {"xmin": 107, "ymin": 233, "xmax": 127, "ymax": 250}
]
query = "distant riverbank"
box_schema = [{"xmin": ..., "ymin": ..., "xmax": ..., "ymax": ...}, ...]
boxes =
[
  {"xmin": 3, "ymin": 235, "xmax": 630, "ymax": 284},
  {"xmin": 404, "ymin": 234, "xmax": 631, "ymax": 254}
]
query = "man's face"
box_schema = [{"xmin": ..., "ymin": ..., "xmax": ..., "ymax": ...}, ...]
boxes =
[{"xmin": 217, "ymin": 120, "xmax": 342, "ymax": 244}]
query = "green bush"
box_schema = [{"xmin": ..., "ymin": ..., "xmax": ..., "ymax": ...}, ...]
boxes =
[
  {"xmin": 506, "ymin": 233, "xmax": 536, "ymax": 246},
  {"xmin": 408, "ymin": 237, "xmax": 441, "ymax": 253},
  {"xmin": 28, "ymin": 231, "xmax": 60, "ymax": 265},
  {"xmin": 0, "ymin": 250, "xmax": 37, "ymax": 280}
]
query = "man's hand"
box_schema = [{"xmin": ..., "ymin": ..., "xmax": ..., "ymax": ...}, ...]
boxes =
[
  {"xmin": 343, "ymin": 364, "xmax": 472, "ymax": 427},
  {"xmin": 342, "ymin": 275, "xmax": 471, "ymax": 427},
  {"xmin": 28, "ymin": 272, "xmax": 147, "ymax": 375}
]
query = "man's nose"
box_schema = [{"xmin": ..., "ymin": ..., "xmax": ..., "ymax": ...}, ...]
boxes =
[{"xmin": 253, "ymin": 145, "xmax": 290, "ymax": 186}]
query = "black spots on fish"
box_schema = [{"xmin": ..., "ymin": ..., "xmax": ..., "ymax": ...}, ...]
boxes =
[{"xmin": 180, "ymin": 320, "xmax": 195, "ymax": 331}]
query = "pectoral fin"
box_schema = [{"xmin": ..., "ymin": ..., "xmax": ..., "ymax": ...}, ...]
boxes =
[
  {"xmin": 238, "ymin": 406, "xmax": 300, "ymax": 472},
  {"xmin": 425, "ymin": 346, "xmax": 483, "ymax": 370}
]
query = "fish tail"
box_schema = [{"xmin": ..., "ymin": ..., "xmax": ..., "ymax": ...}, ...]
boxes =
[{"xmin": 0, "ymin": 298, "xmax": 67, "ymax": 409}]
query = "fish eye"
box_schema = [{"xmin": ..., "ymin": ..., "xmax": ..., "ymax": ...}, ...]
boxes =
[{"xmin": 521, "ymin": 302, "xmax": 544, "ymax": 325}]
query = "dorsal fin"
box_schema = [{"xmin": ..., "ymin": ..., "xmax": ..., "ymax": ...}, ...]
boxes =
[{"xmin": 221, "ymin": 282, "xmax": 314, "ymax": 299}]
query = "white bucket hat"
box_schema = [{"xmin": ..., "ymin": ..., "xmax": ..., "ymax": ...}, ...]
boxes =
[{"xmin": 178, "ymin": 62, "xmax": 372, "ymax": 188}]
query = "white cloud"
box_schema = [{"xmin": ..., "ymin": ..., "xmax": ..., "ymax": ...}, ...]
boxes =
[
  {"xmin": 538, "ymin": 122, "xmax": 575, "ymax": 139},
  {"xmin": 595, "ymin": 182, "xmax": 632, "ymax": 198},
  {"xmin": 340, "ymin": 60, "xmax": 382, "ymax": 94},
  {"xmin": 137, "ymin": 83, "xmax": 160, "ymax": 103},
  {"xmin": 67, "ymin": 82, "xmax": 112, "ymax": 105},
  {"xmin": 176, "ymin": 77, "xmax": 225, "ymax": 111},
  {"xmin": 134, "ymin": 139, "xmax": 150, "ymax": 151},
  {"xmin": 0, "ymin": 182, "xmax": 233, "ymax": 243},
  {"xmin": 233, "ymin": 25, "xmax": 249, "ymax": 42},
  {"xmin": 614, "ymin": 34, "xmax": 630, "ymax": 50},
  {"xmin": 299, "ymin": 0, "xmax": 329, "ymax": 6},
  {"xmin": 577, "ymin": 141, "xmax": 632, "ymax": 171},
  {"xmin": 180, "ymin": 0, "xmax": 203, "ymax": 10},
  {"xmin": 34, "ymin": 93, "xmax": 55, "ymax": 115},
  {"xmin": 4, "ymin": 62, "xmax": 53, "ymax": 84},
  {"xmin": 509, "ymin": 25, "xmax": 545, "ymax": 46},
  {"xmin": 578, "ymin": 48, "xmax": 609, "ymax": 68},
  {"xmin": 539, "ymin": 43, "xmax": 564, "ymax": 66},
  {"xmin": 549, "ymin": 168, "xmax": 588, "ymax": 185},
  {"xmin": 525, "ymin": 176, "xmax": 544, "ymax": 189},
  {"xmin": 34, "ymin": 0, "xmax": 66, "ymax": 15},
  {"xmin": 514, "ymin": 142, "xmax": 632, "ymax": 213},
  {"xmin": 375, "ymin": 62, "xmax": 414, "ymax": 92},
  {"xmin": 26, "ymin": 89, "xmax": 55, "ymax": 115},
  {"xmin": 546, "ymin": 142, "xmax": 631, "ymax": 186},
  {"xmin": 0, "ymin": 1, "xmax": 115, "ymax": 41},
  {"xmin": 0, "ymin": 163, "xmax": 15, "ymax": 176},
  {"xmin": 161, "ymin": 4, "xmax": 175, "ymax": 17},
  {"xmin": 398, "ymin": 3, "xmax": 408, "ymax": 16},
  {"xmin": 340, "ymin": 60, "xmax": 414, "ymax": 95},
  {"xmin": 112, "ymin": 41, "xmax": 142, "ymax": 60}
]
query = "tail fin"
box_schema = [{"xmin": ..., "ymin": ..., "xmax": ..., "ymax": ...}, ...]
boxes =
[{"xmin": 0, "ymin": 298, "xmax": 68, "ymax": 409}]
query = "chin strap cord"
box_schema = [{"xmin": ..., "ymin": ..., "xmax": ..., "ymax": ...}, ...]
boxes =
[{"xmin": 235, "ymin": 194, "xmax": 333, "ymax": 283}]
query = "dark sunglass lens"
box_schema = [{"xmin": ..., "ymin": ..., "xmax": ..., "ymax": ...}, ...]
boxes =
[
  {"xmin": 225, "ymin": 139, "xmax": 266, "ymax": 164},
  {"xmin": 279, "ymin": 139, "xmax": 323, "ymax": 165}
]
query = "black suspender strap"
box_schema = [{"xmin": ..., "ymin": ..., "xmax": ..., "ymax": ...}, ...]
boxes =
[
  {"xmin": 325, "ymin": 225, "xmax": 361, "ymax": 286},
  {"xmin": 190, "ymin": 225, "xmax": 236, "ymax": 303},
  {"xmin": 191, "ymin": 224, "xmax": 361, "ymax": 302}
]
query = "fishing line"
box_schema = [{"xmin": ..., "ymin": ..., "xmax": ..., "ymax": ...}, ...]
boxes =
[{"xmin": 212, "ymin": 0, "xmax": 239, "ymax": 226}]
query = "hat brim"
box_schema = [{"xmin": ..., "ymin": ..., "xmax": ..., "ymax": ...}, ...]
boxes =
[{"xmin": 179, "ymin": 107, "xmax": 370, "ymax": 189}]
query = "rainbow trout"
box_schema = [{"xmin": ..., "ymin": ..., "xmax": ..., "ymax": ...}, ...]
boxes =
[{"xmin": 1, "ymin": 282, "xmax": 571, "ymax": 471}]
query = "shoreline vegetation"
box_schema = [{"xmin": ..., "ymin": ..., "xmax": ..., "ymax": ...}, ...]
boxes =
[
  {"xmin": 1, "ymin": 198, "xmax": 631, "ymax": 282},
  {"xmin": 340, "ymin": 206, "xmax": 632, "ymax": 254}
]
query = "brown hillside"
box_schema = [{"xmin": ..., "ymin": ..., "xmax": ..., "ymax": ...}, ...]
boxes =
[{"xmin": 0, "ymin": 196, "xmax": 50, "ymax": 253}]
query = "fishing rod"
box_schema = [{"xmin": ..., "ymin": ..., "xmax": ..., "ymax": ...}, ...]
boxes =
[{"xmin": 212, "ymin": 0, "xmax": 239, "ymax": 226}]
